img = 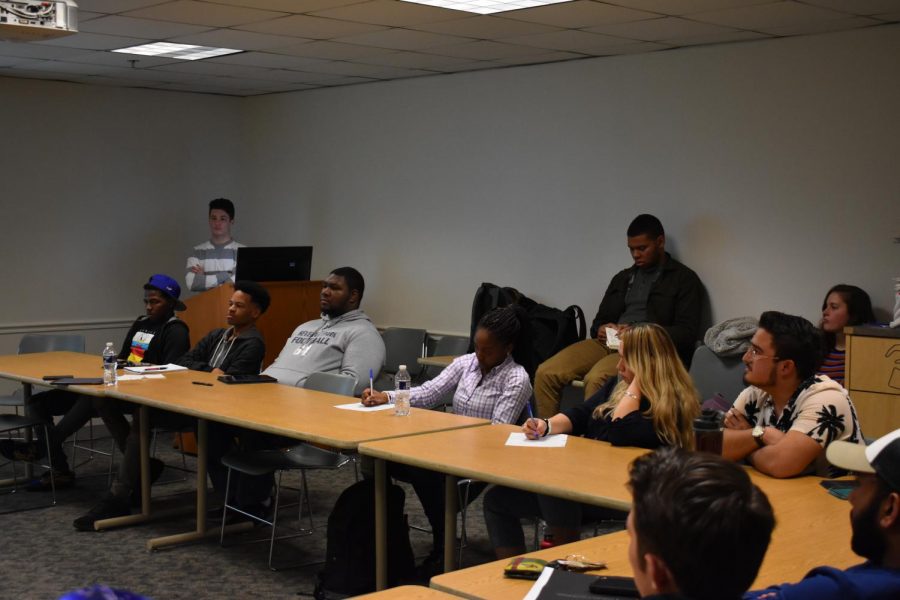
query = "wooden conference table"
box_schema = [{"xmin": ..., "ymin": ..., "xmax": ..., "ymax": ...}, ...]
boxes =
[
  {"xmin": 361, "ymin": 424, "xmax": 859, "ymax": 593},
  {"xmin": 0, "ymin": 351, "xmax": 488, "ymax": 550},
  {"xmin": 361, "ymin": 424, "xmax": 641, "ymax": 589},
  {"xmin": 430, "ymin": 472, "xmax": 858, "ymax": 599}
]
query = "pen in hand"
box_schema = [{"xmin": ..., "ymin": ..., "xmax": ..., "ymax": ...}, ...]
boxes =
[{"xmin": 524, "ymin": 402, "xmax": 539, "ymax": 440}]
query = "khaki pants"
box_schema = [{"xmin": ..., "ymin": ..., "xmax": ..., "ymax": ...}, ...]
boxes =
[{"xmin": 534, "ymin": 338, "xmax": 619, "ymax": 418}]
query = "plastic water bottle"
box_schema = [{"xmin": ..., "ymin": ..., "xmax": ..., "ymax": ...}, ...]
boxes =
[
  {"xmin": 102, "ymin": 342, "xmax": 117, "ymax": 386},
  {"xmin": 394, "ymin": 365, "xmax": 411, "ymax": 416}
]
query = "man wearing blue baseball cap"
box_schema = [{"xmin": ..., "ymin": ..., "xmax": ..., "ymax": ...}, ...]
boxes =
[
  {"xmin": 745, "ymin": 429, "xmax": 900, "ymax": 599},
  {"xmin": 1, "ymin": 275, "xmax": 190, "ymax": 493}
]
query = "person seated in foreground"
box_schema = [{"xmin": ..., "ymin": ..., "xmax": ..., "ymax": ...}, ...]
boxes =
[
  {"xmin": 745, "ymin": 428, "xmax": 900, "ymax": 600},
  {"xmin": 723, "ymin": 311, "xmax": 863, "ymax": 478},
  {"xmin": 484, "ymin": 322, "xmax": 700, "ymax": 559},
  {"xmin": 628, "ymin": 447, "xmax": 775, "ymax": 600},
  {"xmin": 361, "ymin": 305, "xmax": 533, "ymax": 571},
  {"xmin": 818, "ymin": 284, "xmax": 875, "ymax": 385},
  {"xmin": 533, "ymin": 214, "xmax": 703, "ymax": 418},
  {"xmin": 1, "ymin": 274, "xmax": 190, "ymax": 491},
  {"xmin": 262, "ymin": 266, "xmax": 385, "ymax": 395},
  {"xmin": 72, "ymin": 282, "xmax": 269, "ymax": 531}
]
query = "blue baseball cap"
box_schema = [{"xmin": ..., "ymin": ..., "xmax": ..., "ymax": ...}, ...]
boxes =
[{"xmin": 143, "ymin": 274, "xmax": 187, "ymax": 311}]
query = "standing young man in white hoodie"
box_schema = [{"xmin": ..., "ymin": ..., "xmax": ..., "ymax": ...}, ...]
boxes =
[
  {"xmin": 723, "ymin": 311, "xmax": 863, "ymax": 478},
  {"xmin": 264, "ymin": 266, "xmax": 385, "ymax": 395}
]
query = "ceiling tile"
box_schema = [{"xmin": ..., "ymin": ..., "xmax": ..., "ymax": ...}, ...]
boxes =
[
  {"xmin": 269, "ymin": 40, "xmax": 396, "ymax": 60},
  {"xmin": 799, "ymin": 0, "xmax": 900, "ymax": 16},
  {"xmin": 0, "ymin": 41, "xmax": 96, "ymax": 60},
  {"xmin": 0, "ymin": 55, "xmax": 38, "ymax": 67},
  {"xmin": 55, "ymin": 50, "xmax": 182, "ymax": 68},
  {"xmin": 605, "ymin": 1, "xmax": 775, "ymax": 16},
  {"xmin": 306, "ymin": 74, "xmax": 377, "ymax": 86},
  {"xmin": 123, "ymin": 1, "xmax": 287, "ymax": 28},
  {"xmin": 78, "ymin": 15, "xmax": 214, "ymax": 39},
  {"xmin": 503, "ymin": 1, "xmax": 659, "ymax": 28},
  {"xmin": 236, "ymin": 14, "xmax": 388, "ymax": 38},
  {"xmin": 18, "ymin": 60, "xmax": 125, "ymax": 76},
  {"xmin": 238, "ymin": 68, "xmax": 328, "ymax": 83},
  {"xmin": 205, "ymin": 0, "xmax": 366, "ymax": 13},
  {"xmin": 504, "ymin": 28, "xmax": 635, "ymax": 51},
  {"xmin": 423, "ymin": 39, "xmax": 557, "ymax": 59},
  {"xmin": 690, "ymin": 1, "xmax": 850, "ymax": 31},
  {"xmin": 151, "ymin": 60, "xmax": 277, "ymax": 77},
  {"xmin": 168, "ymin": 29, "xmax": 306, "ymax": 50},
  {"xmin": 311, "ymin": 0, "xmax": 461, "ymax": 27},
  {"xmin": 406, "ymin": 14, "xmax": 562, "ymax": 38},
  {"xmin": 78, "ymin": 11, "xmax": 108, "ymax": 22},
  {"xmin": 585, "ymin": 16, "xmax": 740, "ymax": 41},
  {"xmin": 75, "ymin": 0, "xmax": 177, "ymax": 13},
  {"xmin": 493, "ymin": 50, "xmax": 584, "ymax": 64},
  {"xmin": 206, "ymin": 51, "xmax": 337, "ymax": 69},
  {"xmin": 435, "ymin": 60, "xmax": 506, "ymax": 73},
  {"xmin": 334, "ymin": 28, "xmax": 473, "ymax": 50},
  {"xmin": 763, "ymin": 15, "xmax": 881, "ymax": 35},
  {"xmin": 595, "ymin": 40, "xmax": 670, "ymax": 54},
  {"xmin": 872, "ymin": 11, "xmax": 900, "ymax": 20},
  {"xmin": 34, "ymin": 33, "xmax": 150, "ymax": 50},
  {"xmin": 666, "ymin": 29, "xmax": 767, "ymax": 46},
  {"xmin": 329, "ymin": 63, "xmax": 435, "ymax": 79},
  {"xmin": 354, "ymin": 50, "xmax": 474, "ymax": 69}
]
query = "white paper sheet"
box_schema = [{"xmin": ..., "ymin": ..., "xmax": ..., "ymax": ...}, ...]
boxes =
[
  {"xmin": 123, "ymin": 363, "xmax": 188, "ymax": 374},
  {"xmin": 334, "ymin": 402, "xmax": 395, "ymax": 412},
  {"xmin": 605, "ymin": 327, "xmax": 621, "ymax": 349},
  {"xmin": 116, "ymin": 374, "xmax": 166, "ymax": 381},
  {"xmin": 522, "ymin": 567, "xmax": 554, "ymax": 600},
  {"xmin": 505, "ymin": 432, "xmax": 568, "ymax": 447}
]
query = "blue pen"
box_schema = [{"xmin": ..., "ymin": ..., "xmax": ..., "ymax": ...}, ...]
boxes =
[
  {"xmin": 369, "ymin": 369, "xmax": 374, "ymax": 394},
  {"xmin": 525, "ymin": 402, "xmax": 538, "ymax": 439}
]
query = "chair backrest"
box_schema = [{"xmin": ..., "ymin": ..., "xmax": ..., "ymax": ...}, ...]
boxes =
[
  {"xmin": 19, "ymin": 333, "xmax": 86, "ymax": 354},
  {"xmin": 688, "ymin": 345, "xmax": 746, "ymax": 405},
  {"xmin": 304, "ymin": 372, "xmax": 357, "ymax": 397},
  {"xmin": 381, "ymin": 327, "xmax": 427, "ymax": 377},
  {"xmin": 432, "ymin": 334, "xmax": 470, "ymax": 357},
  {"xmin": 421, "ymin": 334, "xmax": 470, "ymax": 383}
]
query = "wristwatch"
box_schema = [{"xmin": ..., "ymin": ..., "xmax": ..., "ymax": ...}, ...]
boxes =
[{"xmin": 751, "ymin": 424, "xmax": 766, "ymax": 448}]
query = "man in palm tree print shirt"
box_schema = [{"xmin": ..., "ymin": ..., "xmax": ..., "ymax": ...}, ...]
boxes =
[{"xmin": 722, "ymin": 311, "xmax": 862, "ymax": 478}]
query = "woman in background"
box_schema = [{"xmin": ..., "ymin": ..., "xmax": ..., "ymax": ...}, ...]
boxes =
[{"xmin": 819, "ymin": 284, "xmax": 875, "ymax": 385}]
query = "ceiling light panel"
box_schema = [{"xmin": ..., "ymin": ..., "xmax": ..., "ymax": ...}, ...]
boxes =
[
  {"xmin": 399, "ymin": 0, "xmax": 574, "ymax": 16},
  {"xmin": 112, "ymin": 42, "xmax": 242, "ymax": 60}
]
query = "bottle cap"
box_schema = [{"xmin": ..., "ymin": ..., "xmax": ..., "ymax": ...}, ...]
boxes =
[{"xmin": 399, "ymin": 364, "xmax": 407, "ymax": 370}]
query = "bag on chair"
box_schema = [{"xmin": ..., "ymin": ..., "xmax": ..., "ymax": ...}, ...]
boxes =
[{"xmin": 314, "ymin": 479, "xmax": 415, "ymax": 599}]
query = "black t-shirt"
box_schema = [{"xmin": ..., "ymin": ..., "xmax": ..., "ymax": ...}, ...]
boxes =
[{"xmin": 561, "ymin": 377, "xmax": 664, "ymax": 449}]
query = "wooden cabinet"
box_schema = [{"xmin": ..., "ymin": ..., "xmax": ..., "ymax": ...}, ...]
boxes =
[{"xmin": 845, "ymin": 327, "xmax": 900, "ymax": 438}]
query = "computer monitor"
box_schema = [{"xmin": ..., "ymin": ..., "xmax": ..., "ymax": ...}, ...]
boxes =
[{"xmin": 235, "ymin": 246, "xmax": 312, "ymax": 282}]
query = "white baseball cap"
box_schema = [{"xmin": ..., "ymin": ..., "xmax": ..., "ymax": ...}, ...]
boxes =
[{"xmin": 827, "ymin": 429, "xmax": 900, "ymax": 492}]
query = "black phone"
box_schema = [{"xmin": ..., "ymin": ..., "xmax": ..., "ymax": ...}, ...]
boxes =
[
  {"xmin": 42, "ymin": 375, "xmax": 74, "ymax": 381},
  {"xmin": 588, "ymin": 575, "xmax": 640, "ymax": 598},
  {"xmin": 218, "ymin": 374, "xmax": 278, "ymax": 384}
]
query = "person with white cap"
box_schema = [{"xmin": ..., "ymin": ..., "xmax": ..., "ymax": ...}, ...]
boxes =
[{"xmin": 745, "ymin": 429, "xmax": 900, "ymax": 599}]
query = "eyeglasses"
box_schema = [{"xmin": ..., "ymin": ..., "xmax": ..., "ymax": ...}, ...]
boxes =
[{"xmin": 745, "ymin": 347, "xmax": 780, "ymax": 361}]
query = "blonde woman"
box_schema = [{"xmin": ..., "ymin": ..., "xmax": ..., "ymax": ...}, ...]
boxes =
[{"xmin": 484, "ymin": 323, "xmax": 700, "ymax": 559}]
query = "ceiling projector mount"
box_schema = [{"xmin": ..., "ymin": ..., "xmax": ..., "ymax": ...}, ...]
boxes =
[{"xmin": 0, "ymin": 0, "xmax": 78, "ymax": 42}]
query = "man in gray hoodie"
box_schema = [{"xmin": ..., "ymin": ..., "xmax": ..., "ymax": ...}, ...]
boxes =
[{"xmin": 263, "ymin": 266, "xmax": 385, "ymax": 395}]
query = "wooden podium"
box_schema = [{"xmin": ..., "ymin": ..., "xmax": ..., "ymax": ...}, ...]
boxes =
[{"xmin": 180, "ymin": 280, "xmax": 323, "ymax": 370}]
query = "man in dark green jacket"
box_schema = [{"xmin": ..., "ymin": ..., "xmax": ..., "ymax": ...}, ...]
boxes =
[{"xmin": 534, "ymin": 214, "xmax": 703, "ymax": 417}]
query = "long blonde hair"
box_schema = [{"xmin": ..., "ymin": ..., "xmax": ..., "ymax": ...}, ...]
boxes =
[{"xmin": 593, "ymin": 323, "xmax": 699, "ymax": 449}]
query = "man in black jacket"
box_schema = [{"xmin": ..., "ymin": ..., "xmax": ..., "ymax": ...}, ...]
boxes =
[
  {"xmin": 1, "ymin": 274, "xmax": 191, "ymax": 491},
  {"xmin": 73, "ymin": 281, "xmax": 270, "ymax": 531},
  {"xmin": 533, "ymin": 214, "xmax": 703, "ymax": 417}
]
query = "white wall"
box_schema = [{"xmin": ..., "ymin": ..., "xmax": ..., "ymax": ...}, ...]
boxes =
[
  {"xmin": 1, "ymin": 24, "xmax": 898, "ymax": 361},
  {"xmin": 0, "ymin": 78, "xmax": 244, "ymax": 376},
  {"xmin": 242, "ymin": 24, "xmax": 900, "ymax": 334}
]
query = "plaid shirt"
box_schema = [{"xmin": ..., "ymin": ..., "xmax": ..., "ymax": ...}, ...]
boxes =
[{"xmin": 390, "ymin": 353, "xmax": 531, "ymax": 424}]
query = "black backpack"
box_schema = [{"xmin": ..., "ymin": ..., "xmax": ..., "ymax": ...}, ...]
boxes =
[
  {"xmin": 314, "ymin": 479, "xmax": 415, "ymax": 599},
  {"xmin": 469, "ymin": 282, "xmax": 586, "ymax": 379}
]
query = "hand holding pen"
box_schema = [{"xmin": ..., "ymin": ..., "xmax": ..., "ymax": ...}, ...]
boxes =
[{"xmin": 523, "ymin": 402, "xmax": 544, "ymax": 440}]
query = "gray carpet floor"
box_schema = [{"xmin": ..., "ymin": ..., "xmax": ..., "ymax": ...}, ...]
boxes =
[{"xmin": 0, "ymin": 429, "xmax": 504, "ymax": 600}]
